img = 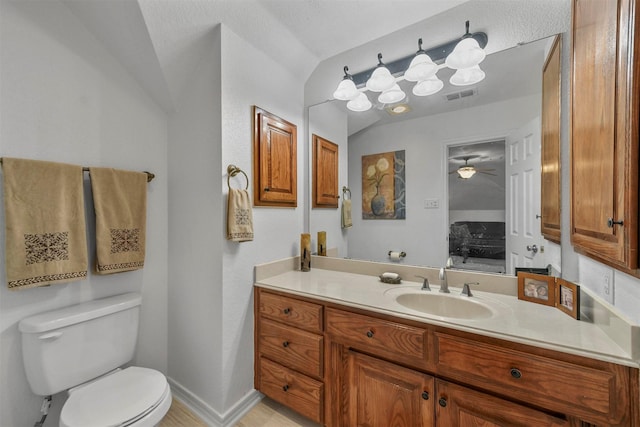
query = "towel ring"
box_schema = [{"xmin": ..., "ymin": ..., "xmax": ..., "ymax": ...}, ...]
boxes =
[
  {"xmin": 342, "ymin": 186, "xmax": 351, "ymax": 200},
  {"xmin": 227, "ymin": 164, "xmax": 249, "ymax": 190}
]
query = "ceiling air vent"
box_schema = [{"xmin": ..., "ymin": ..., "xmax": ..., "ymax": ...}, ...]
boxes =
[{"xmin": 445, "ymin": 88, "xmax": 477, "ymax": 101}]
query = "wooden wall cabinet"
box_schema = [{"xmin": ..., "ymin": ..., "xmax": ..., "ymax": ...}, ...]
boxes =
[
  {"xmin": 570, "ymin": 0, "xmax": 639, "ymax": 273},
  {"xmin": 254, "ymin": 287, "xmax": 639, "ymax": 427},
  {"xmin": 541, "ymin": 35, "xmax": 562, "ymax": 244},
  {"xmin": 253, "ymin": 106, "xmax": 297, "ymax": 207},
  {"xmin": 312, "ymin": 135, "xmax": 339, "ymax": 208}
]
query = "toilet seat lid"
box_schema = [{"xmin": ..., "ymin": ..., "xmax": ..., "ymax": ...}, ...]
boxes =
[{"xmin": 60, "ymin": 366, "xmax": 167, "ymax": 427}]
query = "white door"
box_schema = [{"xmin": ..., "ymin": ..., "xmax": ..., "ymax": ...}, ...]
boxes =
[{"xmin": 505, "ymin": 117, "xmax": 545, "ymax": 275}]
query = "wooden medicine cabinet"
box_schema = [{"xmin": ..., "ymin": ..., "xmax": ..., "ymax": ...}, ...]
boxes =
[
  {"xmin": 312, "ymin": 134, "xmax": 339, "ymax": 208},
  {"xmin": 253, "ymin": 106, "xmax": 298, "ymax": 207}
]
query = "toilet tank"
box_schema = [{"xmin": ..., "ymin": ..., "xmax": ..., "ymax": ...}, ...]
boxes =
[{"xmin": 19, "ymin": 293, "xmax": 142, "ymax": 396}]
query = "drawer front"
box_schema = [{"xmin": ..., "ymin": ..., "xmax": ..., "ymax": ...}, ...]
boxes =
[
  {"xmin": 259, "ymin": 357, "xmax": 324, "ymax": 424},
  {"xmin": 259, "ymin": 291, "xmax": 323, "ymax": 333},
  {"xmin": 435, "ymin": 333, "xmax": 625, "ymax": 423},
  {"xmin": 326, "ymin": 308, "xmax": 429, "ymax": 369},
  {"xmin": 259, "ymin": 318, "xmax": 323, "ymax": 378}
]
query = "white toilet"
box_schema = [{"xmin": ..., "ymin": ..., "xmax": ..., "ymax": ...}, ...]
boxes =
[{"xmin": 19, "ymin": 293, "xmax": 172, "ymax": 427}]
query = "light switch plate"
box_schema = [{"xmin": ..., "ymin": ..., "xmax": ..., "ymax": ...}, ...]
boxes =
[{"xmin": 424, "ymin": 198, "xmax": 439, "ymax": 209}]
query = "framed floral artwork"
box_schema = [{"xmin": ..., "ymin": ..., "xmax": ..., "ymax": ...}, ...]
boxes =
[{"xmin": 361, "ymin": 150, "xmax": 405, "ymax": 219}]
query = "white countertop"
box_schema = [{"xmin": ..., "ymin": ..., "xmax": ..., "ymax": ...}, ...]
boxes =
[{"xmin": 256, "ymin": 268, "xmax": 639, "ymax": 368}]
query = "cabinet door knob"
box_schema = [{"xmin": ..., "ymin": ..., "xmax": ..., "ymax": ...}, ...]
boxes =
[
  {"xmin": 282, "ymin": 341, "xmax": 289, "ymax": 348},
  {"xmin": 421, "ymin": 391, "xmax": 430, "ymax": 400},
  {"xmin": 264, "ymin": 187, "xmax": 270, "ymax": 191},
  {"xmin": 283, "ymin": 307, "xmax": 291, "ymax": 315},
  {"xmin": 438, "ymin": 397, "xmax": 447, "ymax": 407},
  {"xmin": 510, "ymin": 368, "xmax": 522, "ymax": 379},
  {"xmin": 607, "ymin": 217, "xmax": 624, "ymax": 227},
  {"xmin": 366, "ymin": 330, "xmax": 374, "ymax": 338},
  {"xmin": 282, "ymin": 384, "xmax": 289, "ymax": 392}
]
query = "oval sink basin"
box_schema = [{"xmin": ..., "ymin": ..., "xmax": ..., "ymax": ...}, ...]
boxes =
[{"xmin": 395, "ymin": 293, "xmax": 494, "ymax": 319}]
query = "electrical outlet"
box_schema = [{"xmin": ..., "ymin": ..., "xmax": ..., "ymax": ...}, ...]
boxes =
[
  {"xmin": 602, "ymin": 271, "xmax": 614, "ymax": 304},
  {"xmin": 424, "ymin": 198, "xmax": 439, "ymax": 209}
]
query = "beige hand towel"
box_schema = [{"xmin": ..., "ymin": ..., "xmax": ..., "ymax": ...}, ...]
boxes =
[
  {"xmin": 341, "ymin": 199, "xmax": 352, "ymax": 228},
  {"xmin": 2, "ymin": 158, "xmax": 88, "ymax": 290},
  {"xmin": 90, "ymin": 167, "xmax": 147, "ymax": 274},
  {"xmin": 227, "ymin": 188, "xmax": 254, "ymax": 242}
]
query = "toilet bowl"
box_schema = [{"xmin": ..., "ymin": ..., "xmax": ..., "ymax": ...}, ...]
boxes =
[
  {"xmin": 60, "ymin": 367, "xmax": 172, "ymax": 427},
  {"xmin": 19, "ymin": 293, "xmax": 171, "ymax": 427}
]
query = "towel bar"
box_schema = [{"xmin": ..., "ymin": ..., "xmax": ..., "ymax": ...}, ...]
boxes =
[
  {"xmin": 0, "ymin": 158, "xmax": 155, "ymax": 182},
  {"xmin": 342, "ymin": 186, "xmax": 351, "ymax": 200},
  {"xmin": 227, "ymin": 164, "xmax": 249, "ymax": 190}
]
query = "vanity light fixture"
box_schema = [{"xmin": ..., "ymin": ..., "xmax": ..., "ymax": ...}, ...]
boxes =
[{"xmin": 334, "ymin": 21, "xmax": 487, "ymax": 112}]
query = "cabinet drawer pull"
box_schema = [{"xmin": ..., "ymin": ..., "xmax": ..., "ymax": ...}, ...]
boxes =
[
  {"xmin": 282, "ymin": 341, "xmax": 290, "ymax": 348},
  {"xmin": 510, "ymin": 368, "xmax": 522, "ymax": 379},
  {"xmin": 607, "ymin": 217, "xmax": 624, "ymax": 227},
  {"xmin": 421, "ymin": 391, "xmax": 429, "ymax": 400},
  {"xmin": 438, "ymin": 397, "xmax": 447, "ymax": 407},
  {"xmin": 366, "ymin": 330, "xmax": 374, "ymax": 338},
  {"xmin": 283, "ymin": 307, "xmax": 291, "ymax": 315},
  {"xmin": 282, "ymin": 384, "xmax": 290, "ymax": 392}
]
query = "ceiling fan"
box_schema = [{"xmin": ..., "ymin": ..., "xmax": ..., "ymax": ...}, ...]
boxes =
[{"xmin": 449, "ymin": 155, "xmax": 496, "ymax": 179}]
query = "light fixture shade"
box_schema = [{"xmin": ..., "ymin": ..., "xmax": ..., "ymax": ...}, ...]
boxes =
[
  {"xmin": 378, "ymin": 84, "xmax": 406, "ymax": 104},
  {"xmin": 457, "ymin": 166, "xmax": 477, "ymax": 179},
  {"xmin": 347, "ymin": 92, "xmax": 372, "ymax": 112},
  {"xmin": 412, "ymin": 77, "xmax": 444, "ymax": 96},
  {"xmin": 449, "ymin": 65, "xmax": 485, "ymax": 86},
  {"xmin": 404, "ymin": 53, "xmax": 438, "ymax": 82},
  {"xmin": 366, "ymin": 66, "xmax": 396, "ymax": 92},
  {"xmin": 332, "ymin": 78, "xmax": 359, "ymax": 101},
  {"xmin": 445, "ymin": 37, "xmax": 486, "ymax": 70}
]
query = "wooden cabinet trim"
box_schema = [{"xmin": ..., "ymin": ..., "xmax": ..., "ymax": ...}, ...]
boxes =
[{"xmin": 252, "ymin": 106, "xmax": 298, "ymax": 207}]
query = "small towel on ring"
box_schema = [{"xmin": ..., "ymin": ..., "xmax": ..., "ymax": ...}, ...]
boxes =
[
  {"xmin": 2, "ymin": 157, "xmax": 88, "ymax": 290},
  {"xmin": 341, "ymin": 199, "xmax": 352, "ymax": 228},
  {"xmin": 89, "ymin": 167, "xmax": 147, "ymax": 274},
  {"xmin": 227, "ymin": 188, "xmax": 253, "ymax": 242}
]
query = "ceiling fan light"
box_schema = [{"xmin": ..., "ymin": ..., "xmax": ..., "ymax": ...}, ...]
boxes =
[
  {"xmin": 404, "ymin": 53, "xmax": 438, "ymax": 82},
  {"xmin": 347, "ymin": 92, "xmax": 372, "ymax": 112},
  {"xmin": 333, "ymin": 78, "xmax": 359, "ymax": 101},
  {"xmin": 445, "ymin": 37, "xmax": 486, "ymax": 69},
  {"xmin": 450, "ymin": 65, "xmax": 485, "ymax": 86},
  {"xmin": 457, "ymin": 166, "xmax": 477, "ymax": 179},
  {"xmin": 412, "ymin": 77, "xmax": 444, "ymax": 97},
  {"xmin": 378, "ymin": 84, "xmax": 406, "ymax": 104}
]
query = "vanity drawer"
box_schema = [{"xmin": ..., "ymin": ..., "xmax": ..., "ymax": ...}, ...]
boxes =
[
  {"xmin": 259, "ymin": 291, "xmax": 323, "ymax": 333},
  {"xmin": 434, "ymin": 333, "xmax": 631, "ymax": 424},
  {"xmin": 259, "ymin": 357, "xmax": 324, "ymax": 424},
  {"xmin": 326, "ymin": 308, "xmax": 430, "ymax": 370},
  {"xmin": 259, "ymin": 318, "xmax": 323, "ymax": 378}
]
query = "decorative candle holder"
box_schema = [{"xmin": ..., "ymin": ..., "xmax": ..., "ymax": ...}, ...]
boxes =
[
  {"xmin": 317, "ymin": 231, "xmax": 327, "ymax": 256},
  {"xmin": 301, "ymin": 233, "xmax": 311, "ymax": 271}
]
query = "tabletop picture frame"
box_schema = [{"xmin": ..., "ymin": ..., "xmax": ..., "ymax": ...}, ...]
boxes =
[
  {"xmin": 556, "ymin": 278, "xmax": 580, "ymax": 319},
  {"xmin": 517, "ymin": 272, "xmax": 556, "ymax": 307}
]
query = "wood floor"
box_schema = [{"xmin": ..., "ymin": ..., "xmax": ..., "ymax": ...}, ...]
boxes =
[{"xmin": 159, "ymin": 397, "xmax": 321, "ymax": 427}]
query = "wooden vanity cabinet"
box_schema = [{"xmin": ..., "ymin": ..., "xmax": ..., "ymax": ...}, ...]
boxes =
[
  {"xmin": 254, "ymin": 289, "xmax": 324, "ymax": 423},
  {"xmin": 570, "ymin": 0, "xmax": 639, "ymax": 273},
  {"xmin": 254, "ymin": 288, "xmax": 639, "ymax": 426}
]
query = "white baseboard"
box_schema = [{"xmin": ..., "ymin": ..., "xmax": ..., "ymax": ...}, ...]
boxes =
[{"xmin": 167, "ymin": 377, "xmax": 263, "ymax": 427}]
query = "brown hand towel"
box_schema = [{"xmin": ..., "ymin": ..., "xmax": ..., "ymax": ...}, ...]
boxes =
[
  {"xmin": 89, "ymin": 167, "xmax": 147, "ymax": 274},
  {"xmin": 2, "ymin": 158, "xmax": 88, "ymax": 290},
  {"xmin": 227, "ymin": 188, "xmax": 254, "ymax": 242}
]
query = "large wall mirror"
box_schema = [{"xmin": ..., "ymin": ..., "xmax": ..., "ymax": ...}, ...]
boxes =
[{"xmin": 307, "ymin": 1, "xmax": 569, "ymax": 277}]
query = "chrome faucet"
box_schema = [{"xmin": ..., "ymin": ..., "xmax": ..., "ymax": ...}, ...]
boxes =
[
  {"xmin": 461, "ymin": 282, "xmax": 479, "ymax": 297},
  {"xmin": 415, "ymin": 275, "xmax": 431, "ymax": 291},
  {"xmin": 438, "ymin": 267, "xmax": 450, "ymax": 293}
]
